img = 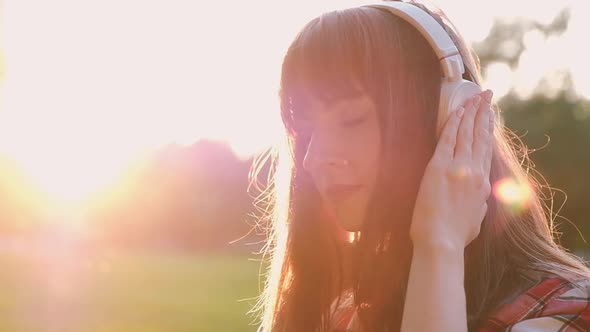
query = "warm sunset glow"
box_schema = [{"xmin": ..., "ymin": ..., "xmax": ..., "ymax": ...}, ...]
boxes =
[
  {"xmin": 0, "ymin": 3, "xmax": 586, "ymax": 331},
  {"xmin": 3, "ymin": 143, "xmax": 150, "ymax": 204},
  {"xmin": 0, "ymin": 0, "xmax": 587, "ymax": 203}
]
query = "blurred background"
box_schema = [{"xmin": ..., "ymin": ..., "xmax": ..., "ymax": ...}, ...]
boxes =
[{"xmin": 0, "ymin": 0, "xmax": 588, "ymax": 331}]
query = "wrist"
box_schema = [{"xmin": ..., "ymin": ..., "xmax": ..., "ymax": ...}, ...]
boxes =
[{"xmin": 412, "ymin": 238, "xmax": 465, "ymax": 260}]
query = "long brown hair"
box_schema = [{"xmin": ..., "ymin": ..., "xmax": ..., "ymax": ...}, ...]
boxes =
[{"xmin": 249, "ymin": 1, "xmax": 590, "ymax": 331}]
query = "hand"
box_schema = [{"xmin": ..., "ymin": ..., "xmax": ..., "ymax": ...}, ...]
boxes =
[{"xmin": 409, "ymin": 90, "xmax": 494, "ymax": 252}]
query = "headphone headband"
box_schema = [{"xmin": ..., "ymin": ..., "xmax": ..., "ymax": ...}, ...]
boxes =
[{"xmin": 365, "ymin": 1, "xmax": 465, "ymax": 81}]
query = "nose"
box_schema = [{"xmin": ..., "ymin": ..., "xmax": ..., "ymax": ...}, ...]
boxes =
[{"xmin": 302, "ymin": 135, "xmax": 349, "ymax": 173}]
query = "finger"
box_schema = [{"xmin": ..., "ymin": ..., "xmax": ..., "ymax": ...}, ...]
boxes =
[
  {"xmin": 483, "ymin": 106, "xmax": 495, "ymax": 176},
  {"xmin": 478, "ymin": 202, "xmax": 488, "ymax": 228},
  {"xmin": 468, "ymin": 202, "xmax": 487, "ymax": 245},
  {"xmin": 454, "ymin": 94, "xmax": 480, "ymax": 160},
  {"xmin": 433, "ymin": 106, "xmax": 464, "ymax": 161},
  {"xmin": 472, "ymin": 90, "xmax": 493, "ymax": 166}
]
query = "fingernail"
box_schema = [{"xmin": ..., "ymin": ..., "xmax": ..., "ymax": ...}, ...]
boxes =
[
  {"xmin": 457, "ymin": 107, "xmax": 465, "ymax": 118},
  {"xmin": 484, "ymin": 90, "xmax": 493, "ymax": 103},
  {"xmin": 473, "ymin": 95, "xmax": 482, "ymax": 108}
]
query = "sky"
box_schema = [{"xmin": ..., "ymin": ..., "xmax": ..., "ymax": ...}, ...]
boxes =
[{"xmin": 0, "ymin": 0, "xmax": 588, "ymax": 202}]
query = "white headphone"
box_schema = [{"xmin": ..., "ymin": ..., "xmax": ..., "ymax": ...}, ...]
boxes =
[{"xmin": 364, "ymin": 1, "xmax": 482, "ymax": 137}]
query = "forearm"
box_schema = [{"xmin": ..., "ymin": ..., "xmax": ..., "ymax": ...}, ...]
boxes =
[{"xmin": 401, "ymin": 242, "xmax": 468, "ymax": 332}]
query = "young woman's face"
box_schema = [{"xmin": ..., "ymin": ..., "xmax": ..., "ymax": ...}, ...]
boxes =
[{"xmin": 300, "ymin": 93, "xmax": 381, "ymax": 231}]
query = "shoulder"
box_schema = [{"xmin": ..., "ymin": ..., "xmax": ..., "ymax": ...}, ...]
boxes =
[{"xmin": 477, "ymin": 276, "xmax": 590, "ymax": 332}]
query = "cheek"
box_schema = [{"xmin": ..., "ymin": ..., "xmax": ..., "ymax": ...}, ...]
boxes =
[
  {"xmin": 386, "ymin": 137, "xmax": 433, "ymax": 205},
  {"xmin": 352, "ymin": 123, "xmax": 381, "ymax": 178},
  {"xmin": 365, "ymin": 133, "xmax": 422, "ymax": 201},
  {"xmin": 345, "ymin": 119, "xmax": 381, "ymax": 157}
]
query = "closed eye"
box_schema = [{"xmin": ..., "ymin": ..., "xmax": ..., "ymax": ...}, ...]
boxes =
[{"xmin": 341, "ymin": 116, "xmax": 367, "ymax": 128}]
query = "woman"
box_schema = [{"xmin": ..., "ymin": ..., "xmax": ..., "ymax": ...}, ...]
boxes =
[{"xmin": 249, "ymin": 1, "xmax": 590, "ymax": 331}]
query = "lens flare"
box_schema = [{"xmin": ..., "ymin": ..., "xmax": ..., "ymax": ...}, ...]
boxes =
[{"xmin": 493, "ymin": 178, "xmax": 533, "ymax": 213}]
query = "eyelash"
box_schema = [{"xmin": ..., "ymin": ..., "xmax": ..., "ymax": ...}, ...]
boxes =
[
  {"xmin": 293, "ymin": 116, "xmax": 367, "ymax": 137},
  {"xmin": 342, "ymin": 116, "xmax": 367, "ymax": 127}
]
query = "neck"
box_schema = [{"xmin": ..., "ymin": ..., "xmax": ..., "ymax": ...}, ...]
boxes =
[{"xmin": 333, "ymin": 235, "xmax": 357, "ymax": 295}]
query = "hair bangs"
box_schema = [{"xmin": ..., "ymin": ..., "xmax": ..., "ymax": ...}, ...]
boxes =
[{"xmin": 280, "ymin": 9, "xmax": 383, "ymax": 132}]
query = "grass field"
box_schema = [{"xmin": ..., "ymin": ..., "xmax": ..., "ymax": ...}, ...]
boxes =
[{"xmin": 0, "ymin": 249, "xmax": 262, "ymax": 332}]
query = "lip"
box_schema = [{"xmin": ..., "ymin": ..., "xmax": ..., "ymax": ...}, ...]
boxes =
[{"xmin": 324, "ymin": 184, "xmax": 364, "ymax": 201}]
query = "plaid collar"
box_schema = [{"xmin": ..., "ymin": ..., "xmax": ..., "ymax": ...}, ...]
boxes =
[{"xmin": 477, "ymin": 276, "xmax": 590, "ymax": 331}]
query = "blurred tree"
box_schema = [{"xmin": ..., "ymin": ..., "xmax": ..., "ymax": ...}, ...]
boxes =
[
  {"xmin": 474, "ymin": 8, "xmax": 570, "ymax": 69},
  {"xmin": 86, "ymin": 140, "xmax": 254, "ymax": 253},
  {"xmin": 501, "ymin": 94, "xmax": 590, "ymax": 250},
  {"xmin": 474, "ymin": 8, "xmax": 590, "ymax": 251}
]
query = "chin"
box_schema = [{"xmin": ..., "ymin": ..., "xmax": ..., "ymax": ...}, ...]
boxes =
[
  {"xmin": 324, "ymin": 200, "xmax": 366, "ymax": 232},
  {"xmin": 334, "ymin": 214, "xmax": 363, "ymax": 232}
]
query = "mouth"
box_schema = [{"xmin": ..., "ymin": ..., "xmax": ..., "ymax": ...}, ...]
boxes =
[{"xmin": 324, "ymin": 184, "xmax": 365, "ymax": 201}]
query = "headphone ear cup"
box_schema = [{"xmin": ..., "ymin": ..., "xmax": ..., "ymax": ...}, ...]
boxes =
[{"xmin": 437, "ymin": 79, "xmax": 482, "ymax": 138}]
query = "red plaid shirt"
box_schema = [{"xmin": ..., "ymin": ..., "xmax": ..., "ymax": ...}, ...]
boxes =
[
  {"xmin": 330, "ymin": 276, "xmax": 590, "ymax": 331},
  {"xmin": 477, "ymin": 276, "xmax": 590, "ymax": 331}
]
